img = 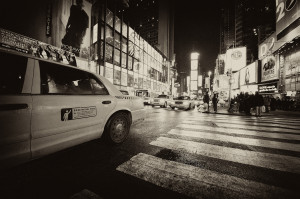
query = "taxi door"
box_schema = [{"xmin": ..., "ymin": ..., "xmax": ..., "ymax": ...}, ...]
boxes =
[
  {"xmin": 0, "ymin": 53, "xmax": 33, "ymax": 169},
  {"xmin": 30, "ymin": 60, "xmax": 116, "ymax": 158}
]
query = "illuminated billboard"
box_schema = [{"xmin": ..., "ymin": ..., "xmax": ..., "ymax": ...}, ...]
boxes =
[
  {"xmin": 276, "ymin": 0, "xmax": 300, "ymax": 35},
  {"xmin": 240, "ymin": 61, "xmax": 258, "ymax": 86},
  {"xmin": 225, "ymin": 47, "xmax": 246, "ymax": 72},
  {"xmin": 261, "ymin": 55, "xmax": 279, "ymax": 82}
]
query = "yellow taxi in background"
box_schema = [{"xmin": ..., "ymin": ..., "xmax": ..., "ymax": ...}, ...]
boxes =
[
  {"xmin": 150, "ymin": 94, "xmax": 173, "ymax": 108},
  {"xmin": 0, "ymin": 47, "xmax": 145, "ymax": 170},
  {"xmin": 170, "ymin": 96, "xmax": 196, "ymax": 110}
]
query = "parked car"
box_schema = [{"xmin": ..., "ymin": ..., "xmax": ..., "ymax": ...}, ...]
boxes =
[
  {"xmin": 170, "ymin": 96, "xmax": 196, "ymax": 110},
  {"xmin": 0, "ymin": 46, "xmax": 145, "ymax": 170},
  {"xmin": 151, "ymin": 94, "xmax": 173, "ymax": 108}
]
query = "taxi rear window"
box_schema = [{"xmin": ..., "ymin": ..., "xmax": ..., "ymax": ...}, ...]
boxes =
[
  {"xmin": 39, "ymin": 61, "xmax": 108, "ymax": 95},
  {"xmin": 0, "ymin": 51, "xmax": 27, "ymax": 95}
]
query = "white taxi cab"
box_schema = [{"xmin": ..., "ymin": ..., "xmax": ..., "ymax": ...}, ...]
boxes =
[
  {"xmin": 150, "ymin": 94, "xmax": 172, "ymax": 108},
  {"xmin": 0, "ymin": 47, "xmax": 145, "ymax": 170},
  {"xmin": 169, "ymin": 96, "xmax": 196, "ymax": 110}
]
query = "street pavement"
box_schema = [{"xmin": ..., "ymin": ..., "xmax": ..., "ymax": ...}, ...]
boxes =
[
  {"xmin": 116, "ymin": 112, "xmax": 300, "ymax": 199},
  {"xmin": 1, "ymin": 107, "xmax": 299, "ymax": 199}
]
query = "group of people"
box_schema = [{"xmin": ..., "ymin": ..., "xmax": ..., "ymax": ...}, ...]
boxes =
[{"xmin": 231, "ymin": 92, "xmax": 284, "ymax": 116}]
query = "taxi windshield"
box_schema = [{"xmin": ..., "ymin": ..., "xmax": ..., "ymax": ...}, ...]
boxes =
[
  {"xmin": 177, "ymin": 96, "xmax": 190, "ymax": 100},
  {"xmin": 157, "ymin": 95, "xmax": 167, "ymax": 98}
]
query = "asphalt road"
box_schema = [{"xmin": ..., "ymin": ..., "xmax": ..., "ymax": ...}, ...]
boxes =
[{"xmin": 0, "ymin": 106, "xmax": 299, "ymax": 199}]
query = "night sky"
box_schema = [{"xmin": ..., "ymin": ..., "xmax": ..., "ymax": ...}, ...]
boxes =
[{"xmin": 174, "ymin": 0, "xmax": 229, "ymax": 75}]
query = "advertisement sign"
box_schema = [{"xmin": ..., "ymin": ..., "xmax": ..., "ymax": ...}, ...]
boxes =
[
  {"xmin": 198, "ymin": 75, "xmax": 203, "ymax": 86},
  {"xmin": 284, "ymin": 50, "xmax": 300, "ymax": 91},
  {"xmin": 191, "ymin": 60, "xmax": 198, "ymax": 70},
  {"xmin": 58, "ymin": 0, "xmax": 92, "ymax": 59},
  {"xmin": 240, "ymin": 62, "xmax": 258, "ymax": 85},
  {"xmin": 225, "ymin": 47, "xmax": 246, "ymax": 72},
  {"xmin": 261, "ymin": 55, "xmax": 279, "ymax": 82},
  {"xmin": 232, "ymin": 71, "xmax": 240, "ymax": 89},
  {"xmin": 258, "ymin": 83, "xmax": 278, "ymax": 93},
  {"xmin": 258, "ymin": 33, "xmax": 280, "ymax": 59},
  {"xmin": 0, "ymin": 28, "xmax": 77, "ymax": 67},
  {"xmin": 191, "ymin": 71, "xmax": 198, "ymax": 81},
  {"xmin": 276, "ymin": 0, "xmax": 300, "ymax": 35},
  {"xmin": 191, "ymin": 81, "xmax": 198, "ymax": 91}
]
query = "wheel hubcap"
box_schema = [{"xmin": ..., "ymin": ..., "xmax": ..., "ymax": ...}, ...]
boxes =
[{"xmin": 111, "ymin": 119, "xmax": 126, "ymax": 142}]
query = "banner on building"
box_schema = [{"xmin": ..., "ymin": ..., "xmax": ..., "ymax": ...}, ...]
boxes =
[
  {"xmin": 258, "ymin": 83, "xmax": 278, "ymax": 94},
  {"xmin": 57, "ymin": 0, "xmax": 92, "ymax": 59},
  {"xmin": 240, "ymin": 61, "xmax": 258, "ymax": 86},
  {"xmin": 225, "ymin": 47, "xmax": 246, "ymax": 72},
  {"xmin": 261, "ymin": 55, "xmax": 279, "ymax": 82},
  {"xmin": 258, "ymin": 32, "xmax": 280, "ymax": 59},
  {"xmin": 276, "ymin": 0, "xmax": 300, "ymax": 35}
]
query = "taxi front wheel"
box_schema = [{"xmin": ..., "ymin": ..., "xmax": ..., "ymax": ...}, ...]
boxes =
[{"xmin": 104, "ymin": 112, "xmax": 131, "ymax": 144}]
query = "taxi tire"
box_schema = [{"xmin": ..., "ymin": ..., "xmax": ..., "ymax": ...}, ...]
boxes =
[{"xmin": 104, "ymin": 112, "xmax": 131, "ymax": 145}]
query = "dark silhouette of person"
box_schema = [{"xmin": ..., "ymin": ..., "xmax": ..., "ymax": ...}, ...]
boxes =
[{"xmin": 62, "ymin": 0, "xmax": 89, "ymax": 56}]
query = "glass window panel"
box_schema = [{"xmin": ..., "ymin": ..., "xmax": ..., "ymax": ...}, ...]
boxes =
[
  {"xmin": 122, "ymin": 38, "xmax": 127, "ymax": 53},
  {"xmin": 121, "ymin": 52, "xmax": 127, "ymax": 68},
  {"xmin": 89, "ymin": 75, "xmax": 109, "ymax": 95},
  {"xmin": 115, "ymin": 33, "xmax": 121, "ymax": 49},
  {"xmin": 40, "ymin": 61, "xmax": 94, "ymax": 95},
  {"xmin": 105, "ymin": 44, "xmax": 113, "ymax": 63},
  {"xmin": 128, "ymin": 56, "xmax": 133, "ymax": 70},
  {"xmin": 113, "ymin": 69, "xmax": 121, "ymax": 85},
  {"xmin": 0, "ymin": 52, "xmax": 27, "ymax": 94},
  {"xmin": 106, "ymin": 27, "xmax": 114, "ymax": 45},
  {"xmin": 115, "ymin": 16, "xmax": 121, "ymax": 33},
  {"xmin": 106, "ymin": 9, "xmax": 113, "ymax": 27},
  {"xmin": 129, "ymin": 27, "xmax": 134, "ymax": 42},
  {"xmin": 114, "ymin": 49, "xmax": 120, "ymax": 66},
  {"xmin": 128, "ymin": 41, "xmax": 134, "ymax": 56},
  {"xmin": 122, "ymin": 22, "xmax": 128, "ymax": 38}
]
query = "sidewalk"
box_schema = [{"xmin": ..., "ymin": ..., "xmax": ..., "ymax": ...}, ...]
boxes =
[{"xmin": 199, "ymin": 106, "xmax": 300, "ymax": 118}]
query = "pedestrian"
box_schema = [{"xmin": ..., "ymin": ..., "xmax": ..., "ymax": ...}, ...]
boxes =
[
  {"xmin": 254, "ymin": 91, "xmax": 264, "ymax": 117},
  {"xmin": 244, "ymin": 92, "xmax": 251, "ymax": 115},
  {"xmin": 203, "ymin": 92, "xmax": 210, "ymax": 112},
  {"xmin": 264, "ymin": 96, "xmax": 271, "ymax": 113},
  {"xmin": 212, "ymin": 93, "xmax": 218, "ymax": 113}
]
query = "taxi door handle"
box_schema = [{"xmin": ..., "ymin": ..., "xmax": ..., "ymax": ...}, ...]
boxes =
[
  {"xmin": 0, "ymin": 103, "xmax": 29, "ymax": 111},
  {"xmin": 102, "ymin": 100, "xmax": 111, "ymax": 104}
]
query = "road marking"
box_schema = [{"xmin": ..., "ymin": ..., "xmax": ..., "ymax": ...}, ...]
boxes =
[
  {"xmin": 150, "ymin": 137, "xmax": 300, "ymax": 173},
  {"xmin": 184, "ymin": 118, "xmax": 300, "ymax": 129},
  {"xmin": 117, "ymin": 153, "xmax": 294, "ymax": 199},
  {"xmin": 177, "ymin": 123, "xmax": 300, "ymax": 141},
  {"xmin": 167, "ymin": 128, "xmax": 300, "ymax": 152},
  {"xmin": 182, "ymin": 120, "xmax": 300, "ymax": 134},
  {"xmin": 194, "ymin": 115, "xmax": 300, "ymax": 124}
]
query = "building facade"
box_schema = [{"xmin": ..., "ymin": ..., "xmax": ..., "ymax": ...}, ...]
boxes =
[{"xmin": 0, "ymin": 0, "xmax": 175, "ymax": 96}]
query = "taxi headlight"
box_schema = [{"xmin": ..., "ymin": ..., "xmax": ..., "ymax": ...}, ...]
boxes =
[{"xmin": 183, "ymin": 101, "xmax": 189, "ymax": 105}]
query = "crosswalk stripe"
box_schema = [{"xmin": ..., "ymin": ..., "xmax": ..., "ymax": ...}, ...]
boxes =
[
  {"xmin": 116, "ymin": 153, "xmax": 294, "ymax": 199},
  {"xmin": 184, "ymin": 118, "xmax": 300, "ymax": 129},
  {"xmin": 177, "ymin": 123, "xmax": 300, "ymax": 141},
  {"xmin": 194, "ymin": 116, "xmax": 300, "ymax": 125},
  {"xmin": 182, "ymin": 120, "xmax": 300, "ymax": 134},
  {"xmin": 150, "ymin": 137, "xmax": 300, "ymax": 173},
  {"xmin": 167, "ymin": 128, "xmax": 300, "ymax": 152}
]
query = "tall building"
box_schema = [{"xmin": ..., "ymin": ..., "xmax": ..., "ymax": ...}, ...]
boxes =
[
  {"xmin": 219, "ymin": 1, "xmax": 235, "ymax": 54},
  {"xmin": 234, "ymin": 0, "xmax": 276, "ymax": 64},
  {"xmin": 219, "ymin": 0, "xmax": 275, "ymax": 64},
  {"xmin": 122, "ymin": 0, "xmax": 175, "ymax": 62}
]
